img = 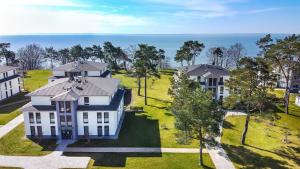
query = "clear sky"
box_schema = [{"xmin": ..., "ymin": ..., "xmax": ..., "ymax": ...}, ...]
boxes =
[{"xmin": 0, "ymin": 0, "xmax": 299, "ymax": 35}]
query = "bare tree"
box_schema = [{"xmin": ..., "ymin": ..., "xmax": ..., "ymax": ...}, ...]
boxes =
[
  {"xmin": 17, "ymin": 44, "xmax": 46, "ymax": 70},
  {"xmin": 227, "ymin": 43, "xmax": 246, "ymax": 68}
]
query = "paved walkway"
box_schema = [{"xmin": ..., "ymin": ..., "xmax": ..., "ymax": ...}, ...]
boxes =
[
  {"xmin": 0, "ymin": 114, "xmax": 24, "ymax": 138},
  {"xmin": 205, "ymin": 111, "xmax": 246, "ymax": 169},
  {"xmin": 0, "ymin": 140, "xmax": 91, "ymax": 169},
  {"xmin": 65, "ymin": 147, "xmax": 207, "ymax": 153}
]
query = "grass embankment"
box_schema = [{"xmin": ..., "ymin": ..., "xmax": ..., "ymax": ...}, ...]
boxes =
[
  {"xmin": 0, "ymin": 124, "xmax": 56, "ymax": 156},
  {"xmin": 222, "ymin": 89, "xmax": 300, "ymax": 169},
  {"xmin": 64, "ymin": 153, "xmax": 214, "ymax": 169}
]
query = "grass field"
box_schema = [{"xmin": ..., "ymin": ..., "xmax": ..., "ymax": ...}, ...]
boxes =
[
  {"xmin": 71, "ymin": 70, "xmax": 199, "ymax": 148},
  {"xmin": 0, "ymin": 124, "xmax": 57, "ymax": 156},
  {"xmin": 64, "ymin": 153, "xmax": 215, "ymax": 169},
  {"xmin": 222, "ymin": 89, "xmax": 300, "ymax": 169},
  {"xmin": 0, "ymin": 70, "xmax": 52, "ymax": 125}
]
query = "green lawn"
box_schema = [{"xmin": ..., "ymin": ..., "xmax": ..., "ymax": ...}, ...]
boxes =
[
  {"xmin": 23, "ymin": 70, "xmax": 52, "ymax": 92},
  {"xmin": 64, "ymin": 153, "xmax": 215, "ymax": 169},
  {"xmin": 0, "ymin": 70, "xmax": 52, "ymax": 125},
  {"xmin": 71, "ymin": 70, "xmax": 199, "ymax": 148},
  {"xmin": 0, "ymin": 124, "xmax": 57, "ymax": 156},
  {"xmin": 222, "ymin": 89, "xmax": 300, "ymax": 169},
  {"xmin": 0, "ymin": 102, "xmax": 24, "ymax": 125}
]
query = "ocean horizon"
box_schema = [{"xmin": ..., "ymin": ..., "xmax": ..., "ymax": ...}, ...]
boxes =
[{"xmin": 0, "ymin": 34, "xmax": 288, "ymax": 67}]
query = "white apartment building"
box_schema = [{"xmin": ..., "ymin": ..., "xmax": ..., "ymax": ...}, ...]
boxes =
[
  {"xmin": 48, "ymin": 61, "xmax": 111, "ymax": 82},
  {"xmin": 178, "ymin": 64, "xmax": 230, "ymax": 101},
  {"xmin": 22, "ymin": 77, "xmax": 124, "ymax": 140},
  {"xmin": 274, "ymin": 66, "xmax": 300, "ymax": 92},
  {"xmin": 0, "ymin": 66, "xmax": 22, "ymax": 101}
]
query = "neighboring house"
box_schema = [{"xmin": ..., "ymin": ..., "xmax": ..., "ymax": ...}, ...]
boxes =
[
  {"xmin": 48, "ymin": 61, "xmax": 111, "ymax": 82},
  {"xmin": 295, "ymin": 96, "xmax": 300, "ymax": 107},
  {"xmin": 274, "ymin": 66, "xmax": 300, "ymax": 92},
  {"xmin": 0, "ymin": 66, "xmax": 22, "ymax": 101},
  {"xmin": 178, "ymin": 64, "xmax": 229, "ymax": 101},
  {"xmin": 22, "ymin": 76, "xmax": 125, "ymax": 140}
]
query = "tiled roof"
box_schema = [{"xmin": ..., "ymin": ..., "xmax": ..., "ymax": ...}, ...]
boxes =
[
  {"xmin": 27, "ymin": 77, "xmax": 120, "ymax": 97},
  {"xmin": 22, "ymin": 89, "xmax": 125, "ymax": 111},
  {"xmin": 179, "ymin": 64, "xmax": 229, "ymax": 77},
  {"xmin": 53, "ymin": 61, "xmax": 108, "ymax": 72}
]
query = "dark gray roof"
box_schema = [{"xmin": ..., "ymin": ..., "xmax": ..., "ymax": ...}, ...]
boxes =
[
  {"xmin": 27, "ymin": 77, "xmax": 120, "ymax": 97},
  {"xmin": 22, "ymin": 102, "xmax": 56, "ymax": 112},
  {"xmin": 54, "ymin": 61, "xmax": 108, "ymax": 72},
  {"xmin": 51, "ymin": 90, "xmax": 80, "ymax": 101},
  {"xmin": 179, "ymin": 64, "xmax": 229, "ymax": 77},
  {"xmin": 0, "ymin": 66, "xmax": 17, "ymax": 73},
  {"xmin": 78, "ymin": 89, "xmax": 124, "ymax": 111},
  {"xmin": 22, "ymin": 89, "xmax": 124, "ymax": 111},
  {"xmin": 0, "ymin": 74, "xmax": 20, "ymax": 83}
]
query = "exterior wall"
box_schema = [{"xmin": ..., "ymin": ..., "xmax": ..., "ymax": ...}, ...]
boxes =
[
  {"xmin": 189, "ymin": 75, "xmax": 229, "ymax": 100},
  {"xmin": 0, "ymin": 77, "xmax": 21, "ymax": 101},
  {"xmin": 31, "ymin": 96, "xmax": 52, "ymax": 105},
  {"xmin": 53, "ymin": 71, "xmax": 65, "ymax": 77},
  {"xmin": 78, "ymin": 96, "xmax": 110, "ymax": 105},
  {"xmin": 77, "ymin": 110, "xmax": 118, "ymax": 136},
  {"xmin": 87, "ymin": 71, "xmax": 101, "ymax": 76},
  {"xmin": 23, "ymin": 111, "xmax": 59, "ymax": 137},
  {"xmin": 0, "ymin": 69, "xmax": 16, "ymax": 80},
  {"xmin": 295, "ymin": 96, "xmax": 300, "ymax": 107}
]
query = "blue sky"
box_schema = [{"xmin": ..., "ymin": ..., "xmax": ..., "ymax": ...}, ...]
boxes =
[{"xmin": 0, "ymin": 0, "xmax": 299, "ymax": 35}]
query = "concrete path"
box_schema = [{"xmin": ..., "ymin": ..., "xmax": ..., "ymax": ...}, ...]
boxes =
[
  {"xmin": 205, "ymin": 111, "xmax": 246, "ymax": 169},
  {"xmin": 0, "ymin": 140, "xmax": 91, "ymax": 169},
  {"xmin": 65, "ymin": 147, "xmax": 207, "ymax": 153},
  {"xmin": 0, "ymin": 114, "xmax": 24, "ymax": 138}
]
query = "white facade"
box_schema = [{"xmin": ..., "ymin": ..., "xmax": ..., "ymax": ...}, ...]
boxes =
[
  {"xmin": 0, "ymin": 67, "xmax": 22, "ymax": 101},
  {"xmin": 189, "ymin": 75, "xmax": 230, "ymax": 101},
  {"xmin": 295, "ymin": 96, "xmax": 300, "ymax": 107},
  {"xmin": 23, "ymin": 111, "xmax": 59, "ymax": 137},
  {"xmin": 22, "ymin": 77, "xmax": 125, "ymax": 140}
]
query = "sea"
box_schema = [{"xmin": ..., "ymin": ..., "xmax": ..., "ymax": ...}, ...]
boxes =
[{"xmin": 0, "ymin": 34, "xmax": 287, "ymax": 67}]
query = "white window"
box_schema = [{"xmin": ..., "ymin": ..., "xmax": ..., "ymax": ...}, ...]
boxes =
[
  {"xmin": 104, "ymin": 112, "xmax": 109, "ymax": 123},
  {"xmin": 97, "ymin": 112, "xmax": 102, "ymax": 123},
  {"xmin": 84, "ymin": 97, "xmax": 89, "ymax": 105},
  {"xmin": 83, "ymin": 112, "xmax": 88, "ymax": 123}
]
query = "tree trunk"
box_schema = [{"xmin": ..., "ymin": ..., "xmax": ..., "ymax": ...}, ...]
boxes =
[
  {"xmin": 199, "ymin": 127, "xmax": 203, "ymax": 166},
  {"xmin": 284, "ymin": 80, "xmax": 290, "ymax": 115},
  {"xmin": 192, "ymin": 56, "xmax": 195, "ymax": 65},
  {"xmin": 181, "ymin": 61, "xmax": 183, "ymax": 67},
  {"xmin": 123, "ymin": 61, "xmax": 127, "ymax": 71},
  {"xmin": 144, "ymin": 74, "xmax": 147, "ymax": 105},
  {"xmin": 50, "ymin": 57, "xmax": 53, "ymax": 70},
  {"xmin": 137, "ymin": 77, "xmax": 141, "ymax": 96},
  {"xmin": 241, "ymin": 114, "xmax": 250, "ymax": 145}
]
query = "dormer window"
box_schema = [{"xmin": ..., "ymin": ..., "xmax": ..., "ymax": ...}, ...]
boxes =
[{"xmin": 84, "ymin": 97, "xmax": 89, "ymax": 105}]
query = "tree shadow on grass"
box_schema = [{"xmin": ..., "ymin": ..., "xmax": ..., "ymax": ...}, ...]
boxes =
[
  {"xmin": 70, "ymin": 111, "xmax": 161, "ymax": 147},
  {"xmin": 146, "ymin": 96, "xmax": 172, "ymax": 104},
  {"xmin": 147, "ymin": 104, "xmax": 168, "ymax": 110},
  {"xmin": 222, "ymin": 144, "xmax": 289, "ymax": 169},
  {"xmin": 222, "ymin": 120, "xmax": 234, "ymax": 130},
  {"xmin": 28, "ymin": 138, "xmax": 58, "ymax": 151},
  {"xmin": 247, "ymin": 144, "xmax": 300, "ymax": 166},
  {"xmin": 64, "ymin": 152, "xmax": 162, "ymax": 167},
  {"xmin": 275, "ymin": 146, "xmax": 300, "ymax": 166}
]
